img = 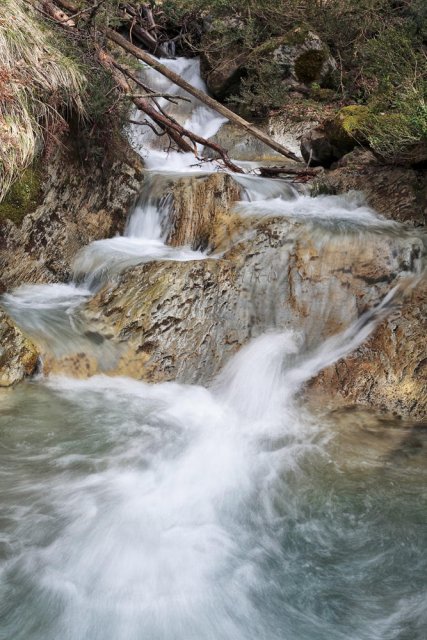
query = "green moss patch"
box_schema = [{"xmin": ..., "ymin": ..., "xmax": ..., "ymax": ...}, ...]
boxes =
[
  {"xmin": 338, "ymin": 105, "xmax": 371, "ymax": 135},
  {"xmin": 251, "ymin": 26, "xmax": 312, "ymax": 60},
  {"xmin": 0, "ymin": 166, "xmax": 44, "ymax": 224},
  {"xmin": 295, "ymin": 49, "xmax": 327, "ymax": 83},
  {"xmin": 324, "ymin": 105, "xmax": 371, "ymax": 151}
]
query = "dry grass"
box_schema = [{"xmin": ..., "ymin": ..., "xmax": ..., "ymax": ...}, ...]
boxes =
[{"xmin": 0, "ymin": 0, "xmax": 86, "ymax": 202}]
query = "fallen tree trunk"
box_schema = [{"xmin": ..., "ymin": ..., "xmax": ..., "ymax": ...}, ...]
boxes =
[
  {"xmin": 99, "ymin": 49, "xmax": 244, "ymax": 171},
  {"xmin": 96, "ymin": 49, "xmax": 195, "ymax": 154},
  {"xmin": 41, "ymin": 1, "xmax": 191, "ymax": 152},
  {"xmin": 52, "ymin": 0, "xmax": 301, "ymax": 164},
  {"xmin": 105, "ymin": 30, "xmax": 302, "ymax": 164},
  {"xmin": 41, "ymin": 0, "xmax": 243, "ymax": 171}
]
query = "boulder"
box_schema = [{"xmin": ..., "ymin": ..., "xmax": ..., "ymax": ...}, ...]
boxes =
[
  {"xmin": 200, "ymin": 25, "xmax": 337, "ymax": 101},
  {"xmin": 304, "ymin": 105, "xmax": 427, "ymax": 168},
  {"xmin": 201, "ymin": 48, "xmax": 248, "ymax": 100},
  {"xmin": 204, "ymin": 116, "xmax": 318, "ymax": 163},
  {"xmin": 251, "ymin": 27, "xmax": 337, "ymax": 88},
  {"xmin": 300, "ymin": 126, "xmax": 344, "ymax": 167},
  {"xmin": 200, "ymin": 17, "xmax": 248, "ymax": 99},
  {"xmin": 41, "ymin": 214, "xmax": 426, "ymax": 419},
  {"xmin": 301, "ymin": 106, "xmax": 369, "ymax": 167},
  {"xmin": 312, "ymin": 148, "xmax": 427, "ymax": 225}
]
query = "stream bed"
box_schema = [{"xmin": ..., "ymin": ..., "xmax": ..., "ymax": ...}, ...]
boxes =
[{"xmin": 1, "ymin": 58, "xmax": 426, "ymax": 639}]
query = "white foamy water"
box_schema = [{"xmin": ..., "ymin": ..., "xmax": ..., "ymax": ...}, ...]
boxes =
[
  {"xmin": 234, "ymin": 190, "xmax": 400, "ymax": 230},
  {"xmin": 128, "ymin": 57, "xmax": 227, "ymax": 171},
  {"xmin": 1, "ymin": 56, "xmax": 426, "ymax": 640},
  {"xmin": 1, "ymin": 326, "xmax": 426, "ymax": 640},
  {"xmin": 1, "ymin": 58, "xmax": 227, "ymax": 337}
]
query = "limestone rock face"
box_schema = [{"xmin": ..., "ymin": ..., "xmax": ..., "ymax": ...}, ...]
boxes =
[
  {"xmin": 0, "ymin": 311, "xmax": 39, "ymax": 386},
  {"xmin": 0, "ymin": 140, "xmax": 144, "ymax": 292},
  {"xmin": 309, "ymin": 280, "xmax": 427, "ymax": 419},
  {"xmin": 167, "ymin": 173, "xmax": 243, "ymax": 251},
  {"xmin": 45, "ymin": 216, "xmax": 426, "ymax": 422}
]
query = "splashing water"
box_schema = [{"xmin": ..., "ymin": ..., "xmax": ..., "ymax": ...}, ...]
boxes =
[
  {"xmin": 1, "ymin": 328, "xmax": 426, "ymax": 640},
  {"xmin": 1, "ymin": 57, "xmax": 426, "ymax": 640}
]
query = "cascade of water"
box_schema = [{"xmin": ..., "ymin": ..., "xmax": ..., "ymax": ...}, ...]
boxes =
[
  {"xmin": 0, "ymin": 55, "xmax": 426, "ymax": 640},
  {"xmin": 2, "ymin": 56, "xmax": 409, "ymax": 354},
  {"xmin": 1, "ymin": 58, "xmax": 227, "ymax": 350},
  {"xmin": 1, "ymin": 304, "xmax": 426, "ymax": 640}
]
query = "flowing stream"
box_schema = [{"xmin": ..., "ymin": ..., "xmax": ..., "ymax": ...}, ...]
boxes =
[{"xmin": 1, "ymin": 58, "xmax": 427, "ymax": 640}]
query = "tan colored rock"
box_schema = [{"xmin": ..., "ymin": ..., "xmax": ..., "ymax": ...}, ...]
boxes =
[
  {"xmin": 167, "ymin": 173, "xmax": 243, "ymax": 251},
  {"xmin": 204, "ymin": 119, "xmax": 314, "ymax": 163},
  {"xmin": 0, "ymin": 311, "xmax": 39, "ymax": 386},
  {"xmin": 0, "ymin": 138, "xmax": 144, "ymax": 292},
  {"xmin": 312, "ymin": 148, "xmax": 427, "ymax": 225},
  {"xmin": 41, "ymin": 216, "xmax": 425, "ymax": 422},
  {"xmin": 309, "ymin": 280, "xmax": 427, "ymax": 419}
]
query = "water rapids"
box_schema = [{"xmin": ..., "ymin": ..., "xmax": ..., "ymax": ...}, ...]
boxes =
[{"xmin": 0, "ymin": 58, "xmax": 426, "ymax": 640}]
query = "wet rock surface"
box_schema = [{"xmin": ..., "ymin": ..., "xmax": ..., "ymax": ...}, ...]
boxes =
[
  {"xmin": 42, "ymin": 214, "xmax": 426, "ymax": 420},
  {"xmin": 0, "ymin": 310, "xmax": 39, "ymax": 387},
  {"xmin": 167, "ymin": 172, "xmax": 243, "ymax": 251},
  {"xmin": 312, "ymin": 149, "xmax": 427, "ymax": 225},
  {"xmin": 0, "ymin": 115, "xmax": 425, "ymax": 420},
  {"xmin": 0, "ymin": 139, "xmax": 144, "ymax": 292},
  {"xmin": 309, "ymin": 280, "xmax": 427, "ymax": 419}
]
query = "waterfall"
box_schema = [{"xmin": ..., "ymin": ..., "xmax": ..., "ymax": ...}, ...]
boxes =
[{"xmin": 0, "ymin": 57, "xmax": 426, "ymax": 640}]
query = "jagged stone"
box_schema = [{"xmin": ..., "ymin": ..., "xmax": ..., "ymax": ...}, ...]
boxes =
[
  {"xmin": 311, "ymin": 148, "xmax": 427, "ymax": 225},
  {"xmin": 0, "ymin": 311, "xmax": 39, "ymax": 386},
  {"xmin": 309, "ymin": 279, "xmax": 427, "ymax": 419},
  {"xmin": 42, "ymin": 215, "xmax": 426, "ymax": 419},
  {"xmin": 0, "ymin": 138, "xmax": 144, "ymax": 292},
  {"xmin": 167, "ymin": 173, "xmax": 243, "ymax": 251}
]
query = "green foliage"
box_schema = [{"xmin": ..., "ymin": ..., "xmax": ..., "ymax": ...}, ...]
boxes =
[
  {"xmin": 164, "ymin": 0, "xmax": 427, "ymax": 156},
  {"xmin": 355, "ymin": 26, "xmax": 427, "ymax": 161},
  {"xmin": 237, "ymin": 60, "xmax": 289, "ymax": 118}
]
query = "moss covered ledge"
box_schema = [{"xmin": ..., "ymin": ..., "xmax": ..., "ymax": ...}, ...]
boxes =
[{"xmin": 0, "ymin": 165, "xmax": 44, "ymax": 225}]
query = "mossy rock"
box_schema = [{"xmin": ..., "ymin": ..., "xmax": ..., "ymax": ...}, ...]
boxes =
[
  {"xmin": 338, "ymin": 105, "xmax": 371, "ymax": 136},
  {"xmin": 355, "ymin": 111, "xmax": 427, "ymax": 165},
  {"xmin": 295, "ymin": 49, "xmax": 327, "ymax": 83},
  {"xmin": 252, "ymin": 27, "xmax": 311, "ymax": 58},
  {"xmin": 249, "ymin": 27, "xmax": 336, "ymax": 88},
  {"xmin": 0, "ymin": 166, "xmax": 44, "ymax": 225},
  {"xmin": 326, "ymin": 105, "xmax": 371, "ymax": 151},
  {"xmin": 310, "ymin": 85, "xmax": 336, "ymax": 102}
]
